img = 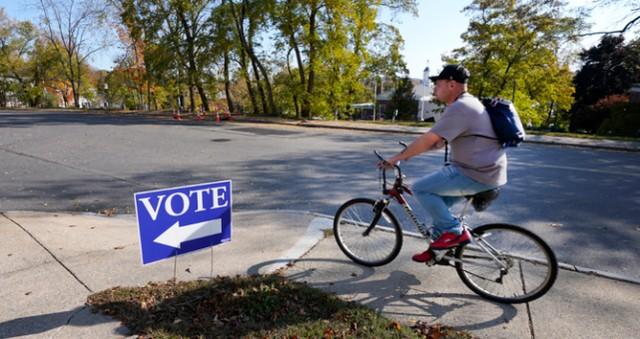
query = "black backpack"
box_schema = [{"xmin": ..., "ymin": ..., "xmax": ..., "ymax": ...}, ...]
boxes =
[{"xmin": 477, "ymin": 98, "xmax": 526, "ymax": 148}]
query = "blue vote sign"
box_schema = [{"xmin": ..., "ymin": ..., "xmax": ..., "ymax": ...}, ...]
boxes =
[{"xmin": 134, "ymin": 180, "xmax": 232, "ymax": 265}]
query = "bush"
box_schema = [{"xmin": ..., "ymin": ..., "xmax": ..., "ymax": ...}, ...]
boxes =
[{"xmin": 597, "ymin": 102, "xmax": 640, "ymax": 137}]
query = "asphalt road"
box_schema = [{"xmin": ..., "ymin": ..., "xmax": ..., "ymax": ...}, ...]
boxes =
[{"xmin": 1, "ymin": 110, "xmax": 639, "ymax": 281}]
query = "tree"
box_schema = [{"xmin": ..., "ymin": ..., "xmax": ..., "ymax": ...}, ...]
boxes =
[
  {"xmin": 448, "ymin": 0, "xmax": 582, "ymax": 128},
  {"xmin": 224, "ymin": 0, "xmax": 277, "ymax": 115},
  {"xmin": 388, "ymin": 75, "xmax": 418, "ymax": 120},
  {"xmin": 271, "ymin": 0, "xmax": 416, "ymax": 119},
  {"xmin": 38, "ymin": 0, "xmax": 109, "ymax": 108},
  {"xmin": 570, "ymin": 35, "xmax": 640, "ymax": 132},
  {"xmin": 0, "ymin": 10, "xmax": 40, "ymax": 107}
]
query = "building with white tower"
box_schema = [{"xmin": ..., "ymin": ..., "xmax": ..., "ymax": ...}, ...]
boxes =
[{"xmin": 414, "ymin": 65, "xmax": 441, "ymax": 121}]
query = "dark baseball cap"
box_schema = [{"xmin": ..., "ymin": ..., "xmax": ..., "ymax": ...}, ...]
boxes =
[{"xmin": 429, "ymin": 64, "xmax": 470, "ymax": 83}]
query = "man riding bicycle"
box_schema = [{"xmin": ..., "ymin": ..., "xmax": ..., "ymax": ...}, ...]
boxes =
[{"xmin": 379, "ymin": 64, "xmax": 507, "ymax": 263}]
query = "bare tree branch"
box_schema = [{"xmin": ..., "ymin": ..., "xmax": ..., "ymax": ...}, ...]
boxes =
[{"xmin": 578, "ymin": 15, "xmax": 640, "ymax": 36}]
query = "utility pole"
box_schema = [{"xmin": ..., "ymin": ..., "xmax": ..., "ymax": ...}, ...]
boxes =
[{"xmin": 373, "ymin": 77, "xmax": 377, "ymax": 121}]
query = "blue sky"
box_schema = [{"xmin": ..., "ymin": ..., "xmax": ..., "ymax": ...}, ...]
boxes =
[{"xmin": 1, "ymin": 0, "xmax": 636, "ymax": 76}]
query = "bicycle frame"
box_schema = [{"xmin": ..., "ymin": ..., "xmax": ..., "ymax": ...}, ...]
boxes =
[{"xmin": 374, "ymin": 148, "xmax": 507, "ymax": 268}]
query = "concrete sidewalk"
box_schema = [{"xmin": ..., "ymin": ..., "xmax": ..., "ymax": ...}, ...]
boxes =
[
  {"xmin": 0, "ymin": 210, "xmax": 328, "ymax": 338},
  {"xmin": 284, "ymin": 232, "xmax": 640, "ymax": 339},
  {"xmin": 1, "ymin": 210, "xmax": 639, "ymax": 338}
]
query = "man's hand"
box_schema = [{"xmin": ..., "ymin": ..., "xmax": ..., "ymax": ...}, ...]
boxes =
[{"xmin": 377, "ymin": 156, "xmax": 401, "ymax": 169}]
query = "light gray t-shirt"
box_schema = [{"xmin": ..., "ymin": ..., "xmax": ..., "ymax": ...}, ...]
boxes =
[{"xmin": 430, "ymin": 93, "xmax": 507, "ymax": 186}]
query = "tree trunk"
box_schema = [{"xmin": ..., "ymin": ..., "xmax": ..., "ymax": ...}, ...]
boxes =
[
  {"xmin": 239, "ymin": 49, "xmax": 258, "ymax": 114},
  {"xmin": 228, "ymin": 0, "xmax": 276, "ymax": 115},
  {"xmin": 188, "ymin": 85, "xmax": 195, "ymax": 113},
  {"xmin": 303, "ymin": 5, "xmax": 319, "ymax": 119},
  {"xmin": 251, "ymin": 58, "xmax": 269, "ymax": 115},
  {"xmin": 177, "ymin": 6, "xmax": 208, "ymax": 112},
  {"xmin": 286, "ymin": 48, "xmax": 301, "ymax": 118},
  {"xmin": 223, "ymin": 50, "xmax": 235, "ymax": 113}
]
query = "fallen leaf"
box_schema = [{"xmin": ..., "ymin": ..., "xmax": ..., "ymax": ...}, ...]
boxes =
[
  {"xmin": 185, "ymin": 268, "xmax": 191, "ymax": 273},
  {"xmin": 388, "ymin": 321, "xmax": 401, "ymax": 331},
  {"xmin": 7, "ymin": 253, "xmax": 12, "ymax": 257},
  {"xmin": 113, "ymin": 246, "xmax": 125, "ymax": 250},
  {"xmin": 68, "ymin": 225, "xmax": 76, "ymax": 228},
  {"xmin": 25, "ymin": 291, "xmax": 32, "ymax": 296},
  {"xmin": 350, "ymin": 272, "xmax": 357, "ymax": 277},
  {"xmin": 99, "ymin": 208, "xmax": 117, "ymax": 217},
  {"xmin": 323, "ymin": 327, "xmax": 334, "ymax": 338}
]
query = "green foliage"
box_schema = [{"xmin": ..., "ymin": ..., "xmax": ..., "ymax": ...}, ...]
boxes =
[
  {"xmin": 448, "ymin": 0, "xmax": 580, "ymax": 128},
  {"xmin": 389, "ymin": 76, "xmax": 418, "ymax": 120},
  {"xmin": 597, "ymin": 101, "xmax": 640, "ymax": 137},
  {"xmin": 2, "ymin": 0, "xmax": 417, "ymax": 115}
]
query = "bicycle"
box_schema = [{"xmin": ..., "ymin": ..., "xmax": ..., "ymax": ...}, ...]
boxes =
[{"xmin": 333, "ymin": 142, "xmax": 558, "ymax": 304}]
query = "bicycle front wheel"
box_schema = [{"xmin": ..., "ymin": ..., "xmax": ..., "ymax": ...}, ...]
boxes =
[
  {"xmin": 455, "ymin": 224, "xmax": 558, "ymax": 304},
  {"xmin": 334, "ymin": 198, "xmax": 403, "ymax": 267}
]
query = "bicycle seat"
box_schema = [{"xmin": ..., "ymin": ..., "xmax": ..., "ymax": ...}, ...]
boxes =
[{"xmin": 466, "ymin": 188, "xmax": 500, "ymax": 212}]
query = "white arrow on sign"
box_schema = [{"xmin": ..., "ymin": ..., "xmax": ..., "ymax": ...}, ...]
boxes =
[{"xmin": 153, "ymin": 219, "xmax": 222, "ymax": 248}]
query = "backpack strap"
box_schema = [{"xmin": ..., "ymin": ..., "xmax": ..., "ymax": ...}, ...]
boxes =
[
  {"xmin": 466, "ymin": 134, "xmax": 498, "ymax": 141},
  {"xmin": 444, "ymin": 140, "xmax": 449, "ymax": 165}
]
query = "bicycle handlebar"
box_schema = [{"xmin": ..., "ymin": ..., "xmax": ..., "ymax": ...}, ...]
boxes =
[{"xmin": 374, "ymin": 141, "xmax": 408, "ymax": 193}]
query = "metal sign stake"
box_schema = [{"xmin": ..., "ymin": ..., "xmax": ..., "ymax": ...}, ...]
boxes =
[
  {"xmin": 210, "ymin": 246, "xmax": 214, "ymax": 279},
  {"xmin": 173, "ymin": 250, "xmax": 178, "ymax": 285}
]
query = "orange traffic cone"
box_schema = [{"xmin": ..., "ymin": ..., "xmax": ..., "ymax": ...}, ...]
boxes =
[
  {"xmin": 215, "ymin": 112, "xmax": 221, "ymax": 124},
  {"xmin": 173, "ymin": 110, "xmax": 182, "ymax": 121}
]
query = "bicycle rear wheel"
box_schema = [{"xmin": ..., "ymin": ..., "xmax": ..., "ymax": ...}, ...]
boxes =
[
  {"xmin": 455, "ymin": 224, "xmax": 558, "ymax": 303},
  {"xmin": 334, "ymin": 198, "xmax": 403, "ymax": 267}
]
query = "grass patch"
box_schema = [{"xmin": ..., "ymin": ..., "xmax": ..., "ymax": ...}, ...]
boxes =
[
  {"xmin": 87, "ymin": 274, "xmax": 473, "ymax": 338},
  {"xmin": 526, "ymin": 130, "xmax": 640, "ymax": 142}
]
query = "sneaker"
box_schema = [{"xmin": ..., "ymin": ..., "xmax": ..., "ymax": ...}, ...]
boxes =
[
  {"xmin": 429, "ymin": 230, "xmax": 471, "ymax": 250},
  {"xmin": 412, "ymin": 249, "xmax": 434, "ymax": 263}
]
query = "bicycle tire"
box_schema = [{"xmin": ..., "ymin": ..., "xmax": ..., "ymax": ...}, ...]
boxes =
[
  {"xmin": 455, "ymin": 224, "xmax": 558, "ymax": 303},
  {"xmin": 334, "ymin": 198, "xmax": 403, "ymax": 267}
]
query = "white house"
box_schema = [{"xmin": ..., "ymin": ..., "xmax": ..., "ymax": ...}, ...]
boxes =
[
  {"xmin": 352, "ymin": 64, "xmax": 442, "ymax": 121},
  {"xmin": 413, "ymin": 66, "xmax": 441, "ymax": 121}
]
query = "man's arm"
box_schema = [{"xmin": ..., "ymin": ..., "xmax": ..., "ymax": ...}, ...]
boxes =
[{"xmin": 383, "ymin": 131, "xmax": 444, "ymax": 166}]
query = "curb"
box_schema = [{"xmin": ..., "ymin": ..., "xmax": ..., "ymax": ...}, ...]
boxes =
[
  {"xmin": 558, "ymin": 263, "xmax": 640, "ymax": 285},
  {"xmin": 233, "ymin": 117, "xmax": 640, "ymax": 152},
  {"xmin": 399, "ymin": 226, "xmax": 640, "ymax": 286},
  {"xmin": 6, "ymin": 209, "xmax": 640, "ymax": 287}
]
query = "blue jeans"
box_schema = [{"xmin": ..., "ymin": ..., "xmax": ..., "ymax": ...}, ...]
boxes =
[{"xmin": 412, "ymin": 165, "xmax": 497, "ymax": 238}]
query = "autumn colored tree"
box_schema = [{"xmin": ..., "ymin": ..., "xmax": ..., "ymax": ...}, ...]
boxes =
[
  {"xmin": 570, "ymin": 35, "xmax": 640, "ymax": 133},
  {"xmin": 38, "ymin": 0, "xmax": 109, "ymax": 108}
]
